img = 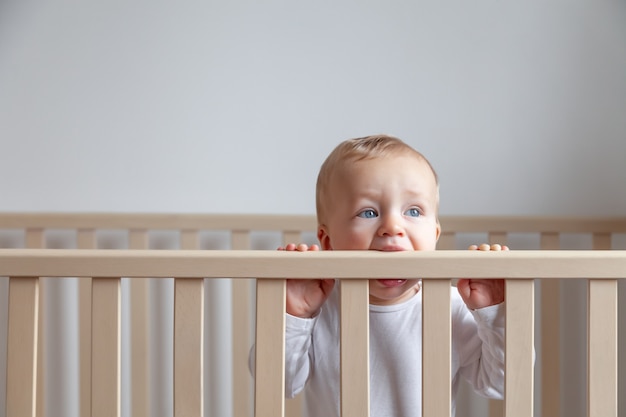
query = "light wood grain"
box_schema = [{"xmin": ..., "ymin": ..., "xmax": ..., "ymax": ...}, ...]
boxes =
[
  {"xmin": 77, "ymin": 228, "xmax": 95, "ymax": 417},
  {"xmin": 129, "ymin": 229, "xmax": 149, "ymax": 417},
  {"xmin": 3, "ymin": 213, "xmax": 626, "ymax": 233},
  {"xmin": 174, "ymin": 278, "xmax": 204, "ymax": 416},
  {"xmin": 505, "ymin": 279, "xmax": 535, "ymax": 417},
  {"xmin": 281, "ymin": 230, "xmax": 305, "ymax": 417},
  {"xmin": 2, "ymin": 249, "xmax": 625, "ymax": 279},
  {"xmin": 340, "ymin": 279, "xmax": 370, "ymax": 417},
  {"xmin": 422, "ymin": 279, "xmax": 451, "ymax": 417},
  {"xmin": 231, "ymin": 230, "xmax": 254, "ymax": 417},
  {"xmin": 255, "ymin": 279, "xmax": 286, "ymax": 417},
  {"xmin": 6, "ymin": 277, "xmax": 39, "ymax": 417},
  {"xmin": 0, "ymin": 213, "xmax": 318, "ymax": 231},
  {"xmin": 91, "ymin": 278, "xmax": 121, "ymax": 417},
  {"xmin": 588, "ymin": 279, "xmax": 617, "ymax": 417},
  {"xmin": 25, "ymin": 228, "xmax": 45, "ymax": 417},
  {"xmin": 3, "ymin": 213, "xmax": 626, "ymax": 417},
  {"xmin": 539, "ymin": 232, "xmax": 561, "ymax": 417}
]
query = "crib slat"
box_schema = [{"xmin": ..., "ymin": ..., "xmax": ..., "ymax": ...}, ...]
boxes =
[
  {"xmin": 282, "ymin": 231, "xmax": 302, "ymax": 246},
  {"xmin": 505, "ymin": 279, "xmax": 535, "ymax": 417},
  {"xmin": 77, "ymin": 228, "xmax": 96, "ymax": 249},
  {"xmin": 488, "ymin": 232, "xmax": 507, "ymax": 246},
  {"xmin": 25, "ymin": 228, "xmax": 44, "ymax": 249},
  {"xmin": 340, "ymin": 279, "xmax": 370, "ymax": 417},
  {"xmin": 25, "ymin": 228, "xmax": 44, "ymax": 417},
  {"xmin": 180, "ymin": 229, "xmax": 199, "ymax": 250},
  {"xmin": 129, "ymin": 229, "xmax": 149, "ymax": 249},
  {"xmin": 231, "ymin": 230, "xmax": 254, "ymax": 417},
  {"xmin": 255, "ymin": 279, "xmax": 286, "ymax": 417},
  {"xmin": 587, "ymin": 279, "xmax": 617, "ymax": 417},
  {"xmin": 180, "ymin": 231, "xmax": 200, "ymax": 258},
  {"xmin": 437, "ymin": 231, "xmax": 455, "ymax": 250},
  {"xmin": 490, "ymin": 234, "xmax": 510, "ymax": 414},
  {"xmin": 282, "ymin": 230, "xmax": 303, "ymax": 417},
  {"xmin": 92, "ymin": 277, "xmax": 121, "ymax": 417},
  {"xmin": 422, "ymin": 279, "xmax": 451, "ymax": 417},
  {"xmin": 590, "ymin": 233, "xmax": 615, "ymax": 416},
  {"xmin": 174, "ymin": 278, "xmax": 204, "ymax": 416},
  {"xmin": 177, "ymin": 230, "xmax": 203, "ymax": 415},
  {"xmin": 129, "ymin": 229, "xmax": 149, "ymax": 417},
  {"xmin": 6, "ymin": 277, "xmax": 39, "ymax": 417},
  {"xmin": 593, "ymin": 232, "xmax": 611, "ymax": 250},
  {"xmin": 539, "ymin": 232, "xmax": 560, "ymax": 417},
  {"xmin": 77, "ymin": 228, "xmax": 96, "ymax": 417},
  {"xmin": 282, "ymin": 231, "xmax": 306, "ymax": 417},
  {"xmin": 487, "ymin": 233, "xmax": 507, "ymax": 417}
]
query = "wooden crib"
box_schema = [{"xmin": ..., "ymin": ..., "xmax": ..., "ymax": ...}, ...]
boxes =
[{"xmin": 1, "ymin": 213, "xmax": 625, "ymax": 417}]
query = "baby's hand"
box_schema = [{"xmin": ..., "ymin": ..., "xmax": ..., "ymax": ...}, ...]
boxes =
[
  {"xmin": 457, "ymin": 244, "xmax": 508, "ymax": 310},
  {"xmin": 279, "ymin": 243, "xmax": 335, "ymax": 318}
]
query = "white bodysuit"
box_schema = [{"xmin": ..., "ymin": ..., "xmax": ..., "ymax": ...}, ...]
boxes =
[{"xmin": 283, "ymin": 284, "xmax": 505, "ymax": 417}]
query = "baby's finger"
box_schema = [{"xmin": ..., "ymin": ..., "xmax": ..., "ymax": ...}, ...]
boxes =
[
  {"xmin": 467, "ymin": 243, "xmax": 491, "ymax": 251},
  {"xmin": 468, "ymin": 243, "xmax": 509, "ymax": 251}
]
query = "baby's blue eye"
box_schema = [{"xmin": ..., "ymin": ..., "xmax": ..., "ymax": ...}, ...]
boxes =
[
  {"xmin": 405, "ymin": 208, "xmax": 421, "ymax": 217},
  {"xmin": 358, "ymin": 209, "xmax": 378, "ymax": 219}
]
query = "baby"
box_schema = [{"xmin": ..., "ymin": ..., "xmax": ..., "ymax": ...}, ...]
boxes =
[{"xmin": 266, "ymin": 134, "xmax": 507, "ymax": 416}]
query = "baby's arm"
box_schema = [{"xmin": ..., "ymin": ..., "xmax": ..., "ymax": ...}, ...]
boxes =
[
  {"xmin": 456, "ymin": 244, "xmax": 508, "ymax": 310},
  {"xmin": 251, "ymin": 243, "xmax": 333, "ymax": 397},
  {"xmin": 279, "ymin": 243, "xmax": 336, "ymax": 396},
  {"xmin": 280, "ymin": 243, "xmax": 335, "ymax": 318},
  {"xmin": 454, "ymin": 300, "xmax": 506, "ymax": 399},
  {"xmin": 249, "ymin": 310, "xmax": 318, "ymax": 398}
]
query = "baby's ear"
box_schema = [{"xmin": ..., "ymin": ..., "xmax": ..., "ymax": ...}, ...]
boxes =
[
  {"xmin": 435, "ymin": 221, "xmax": 441, "ymax": 241},
  {"xmin": 317, "ymin": 225, "xmax": 332, "ymax": 250}
]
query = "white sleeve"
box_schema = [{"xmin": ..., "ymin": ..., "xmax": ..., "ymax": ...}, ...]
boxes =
[
  {"xmin": 454, "ymin": 301, "xmax": 506, "ymax": 399},
  {"xmin": 284, "ymin": 313, "xmax": 317, "ymax": 398},
  {"xmin": 248, "ymin": 313, "xmax": 317, "ymax": 398}
]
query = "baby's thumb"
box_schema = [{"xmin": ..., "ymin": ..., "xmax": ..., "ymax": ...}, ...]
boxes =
[
  {"xmin": 321, "ymin": 279, "xmax": 335, "ymax": 295},
  {"xmin": 456, "ymin": 279, "xmax": 471, "ymax": 302}
]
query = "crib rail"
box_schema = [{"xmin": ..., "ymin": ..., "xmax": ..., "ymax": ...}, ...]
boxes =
[
  {"xmin": 3, "ymin": 249, "xmax": 626, "ymax": 278},
  {"xmin": 0, "ymin": 213, "xmax": 318, "ymax": 231},
  {"xmin": 2, "ymin": 249, "xmax": 624, "ymax": 417},
  {"xmin": 2, "ymin": 213, "xmax": 626, "ymax": 417},
  {"xmin": 0, "ymin": 213, "xmax": 318, "ymax": 417}
]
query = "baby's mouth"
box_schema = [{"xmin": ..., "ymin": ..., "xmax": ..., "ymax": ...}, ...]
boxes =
[
  {"xmin": 373, "ymin": 249, "xmax": 409, "ymax": 287},
  {"xmin": 377, "ymin": 279, "xmax": 407, "ymax": 288},
  {"xmin": 375, "ymin": 246, "xmax": 406, "ymax": 252}
]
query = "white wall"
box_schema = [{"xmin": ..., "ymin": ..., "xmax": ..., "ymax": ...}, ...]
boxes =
[
  {"xmin": 1, "ymin": 0, "xmax": 625, "ymax": 216},
  {"xmin": 1, "ymin": 1, "xmax": 625, "ymax": 417}
]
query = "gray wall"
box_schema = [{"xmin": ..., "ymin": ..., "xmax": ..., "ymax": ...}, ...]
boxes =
[
  {"xmin": 1, "ymin": 1, "xmax": 625, "ymax": 417},
  {"xmin": 1, "ymin": 0, "xmax": 625, "ymax": 216}
]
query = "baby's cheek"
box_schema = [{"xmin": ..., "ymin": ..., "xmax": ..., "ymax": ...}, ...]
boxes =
[
  {"xmin": 412, "ymin": 237, "xmax": 438, "ymax": 251},
  {"xmin": 339, "ymin": 234, "xmax": 373, "ymax": 250}
]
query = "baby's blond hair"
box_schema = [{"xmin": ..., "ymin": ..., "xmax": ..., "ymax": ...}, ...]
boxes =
[{"xmin": 315, "ymin": 134, "xmax": 439, "ymax": 225}]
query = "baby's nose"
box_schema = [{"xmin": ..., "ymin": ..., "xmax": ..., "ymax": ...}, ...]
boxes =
[{"xmin": 378, "ymin": 215, "xmax": 405, "ymax": 236}]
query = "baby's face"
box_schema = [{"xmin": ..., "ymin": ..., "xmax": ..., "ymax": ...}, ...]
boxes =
[{"xmin": 318, "ymin": 154, "xmax": 440, "ymax": 305}]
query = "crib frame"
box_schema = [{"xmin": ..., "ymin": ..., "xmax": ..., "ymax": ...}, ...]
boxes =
[{"xmin": 1, "ymin": 213, "xmax": 626, "ymax": 417}]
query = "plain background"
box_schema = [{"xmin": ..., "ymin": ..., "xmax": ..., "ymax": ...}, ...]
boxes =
[
  {"xmin": 1, "ymin": 1, "xmax": 625, "ymax": 416},
  {"xmin": 1, "ymin": 1, "xmax": 625, "ymax": 216}
]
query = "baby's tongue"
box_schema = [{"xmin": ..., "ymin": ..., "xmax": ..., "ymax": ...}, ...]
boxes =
[{"xmin": 378, "ymin": 279, "xmax": 406, "ymax": 288}]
